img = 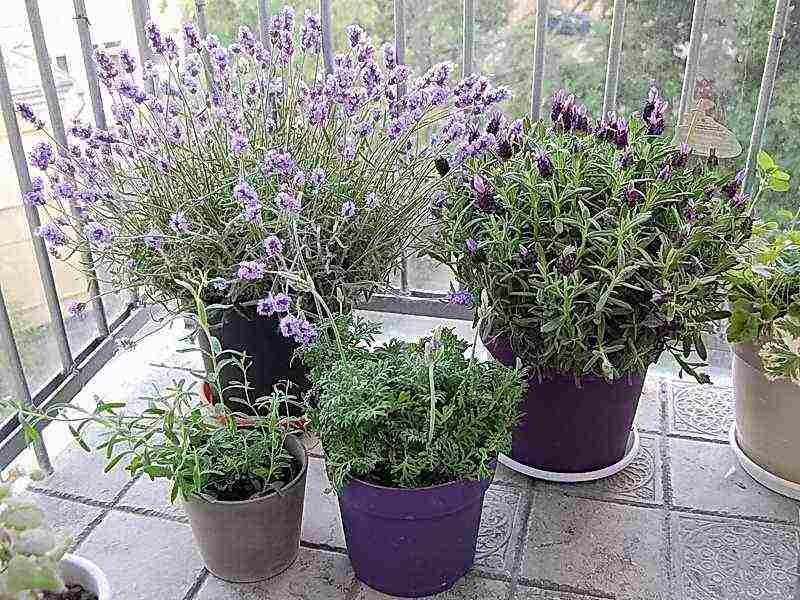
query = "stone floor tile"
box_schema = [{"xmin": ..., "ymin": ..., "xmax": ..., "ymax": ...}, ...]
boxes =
[
  {"xmin": 522, "ymin": 492, "xmax": 668, "ymax": 600},
  {"xmin": 33, "ymin": 493, "xmax": 103, "ymax": 541},
  {"xmin": 544, "ymin": 433, "xmax": 663, "ymax": 506},
  {"xmin": 666, "ymin": 380, "xmax": 734, "ymax": 442},
  {"xmin": 79, "ymin": 511, "xmax": 203, "ymax": 600},
  {"xmin": 475, "ymin": 484, "xmax": 527, "ymax": 576},
  {"xmin": 494, "ymin": 461, "xmax": 533, "ymax": 488},
  {"xmin": 195, "ymin": 547, "xmax": 357, "ymax": 599},
  {"xmin": 669, "ymin": 437, "xmax": 800, "ymax": 522},
  {"xmin": 516, "ymin": 585, "xmax": 605, "ymax": 599},
  {"xmin": 34, "ymin": 445, "xmax": 131, "ymax": 503},
  {"xmin": 302, "ymin": 456, "xmax": 345, "ymax": 549},
  {"xmin": 116, "ymin": 475, "xmax": 186, "ymax": 520},
  {"xmin": 671, "ymin": 513, "xmax": 799, "ymax": 600},
  {"xmin": 356, "ymin": 574, "xmax": 509, "ymax": 599},
  {"xmin": 636, "ymin": 376, "xmax": 663, "ymax": 433}
]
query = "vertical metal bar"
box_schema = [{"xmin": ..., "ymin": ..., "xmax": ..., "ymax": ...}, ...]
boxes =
[
  {"xmin": 26, "ymin": 0, "xmax": 109, "ymax": 337},
  {"xmin": 530, "ymin": 0, "xmax": 547, "ymax": 120},
  {"xmin": 676, "ymin": 0, "xmax": 708, "ymax": 124},
  {"xmin": 0, "ymin": 44, "xmax": 73, "ymax": 372},
  {"xmin": 131, "ymin": 0, "xmax": 155, "ymax": 94},
  {"xmin": 194, "ymin": 0, "xmax": 213, "ymax": 79},
  {"xmin": 601, "ymin": 0, "xmax": 626, "ymax": 116},
  {"xmin": 320, "ymin": 0, "xmax": 334, "ymax": 75},
  {"xmin": 743, "ymin": 0, "xmax": 790, "ymax": 192},
  {"xmin": 0, "ymin": 283, "xmax": 53, "ymax": 473},
  {"xmin": 257, "ymin": 0, "xmax": 270, "ymax": 49},
  {"xmin": 462, "ymin": 0, "xmax": 474, "ymax": 77},
  {"xmin": 394, "ymin": 0, "xmax": 409, "ymax": 291},
  {"xmin": 72, "ymin": 0, "xmax": 107, "ymax": 130}
]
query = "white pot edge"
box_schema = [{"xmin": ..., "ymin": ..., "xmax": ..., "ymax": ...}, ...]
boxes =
[
  {"xmin": 729, "ymin": 423, "xmax": 800, "ymax": 501},
  {"xmin": 499, "ymin": 429, "xmax": 641, "ymax": 482},
  {"xmin": 60, "ymin": 553, "xmax": 112, "ymax": 600}
]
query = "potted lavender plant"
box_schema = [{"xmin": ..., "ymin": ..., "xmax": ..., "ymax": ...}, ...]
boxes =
[
  {"xmin": 303, "ymin": 313, "xmax": 523, "ymax": 598},
  {"xmin": 6, "ymin": 279, "xmax": 308, "ymax": 584},
  {"xmin": 428, "ymin": 88, "xmax": 770, "ymax": 479},
  {"xmin": 18, "ymin": 8, "xmax": 476, "ymax": 406}
]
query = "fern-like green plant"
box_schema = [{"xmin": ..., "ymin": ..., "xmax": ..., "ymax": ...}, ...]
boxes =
[{"xmin": 304, "ymin": 314, "xmax": 524, "ymax": 489}]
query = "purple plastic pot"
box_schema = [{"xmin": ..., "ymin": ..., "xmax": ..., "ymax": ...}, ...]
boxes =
[
  {"xmin": 485, "ymin": 334, "xmax": 644, "ymax": 472},
  {"xmin": 337, "ymin": 474, "xmax": 493, "ymax": 598}
]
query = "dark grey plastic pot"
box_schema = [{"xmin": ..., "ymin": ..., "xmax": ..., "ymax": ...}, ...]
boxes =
[{"xmin": 183, "ymin": 435, "xmax": 308, "ymax": 583}]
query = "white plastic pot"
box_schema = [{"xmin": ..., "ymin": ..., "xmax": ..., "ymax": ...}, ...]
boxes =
[{"xmin": 60, "ymin": 554, "xmax": 111, "ymax": 600}]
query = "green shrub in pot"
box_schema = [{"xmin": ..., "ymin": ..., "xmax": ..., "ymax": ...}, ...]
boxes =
[
  {"xmin": 304, "ymin": 314, "xmax": 523, "ymax": 489},
  {"xmin": 3, "ymin": 279, "xmax": 309, "ymax": 583},
  {"xmin": 425, "ymin": 88, "xmax": 781, "ymax": 476},
  {"xmin": 302, "ymin": 312, "xmax": 523, "ymax": 596}
]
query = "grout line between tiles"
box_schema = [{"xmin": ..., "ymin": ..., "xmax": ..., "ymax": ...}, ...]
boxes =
[
  {"xmin": 505, "ymin": 481, "xmax": 536, "ymax": 600},
  {"xmin": 516, "ymin": 577, "xmax": 614, "ymax": 599}
]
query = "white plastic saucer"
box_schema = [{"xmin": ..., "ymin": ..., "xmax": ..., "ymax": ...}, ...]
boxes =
[
  {"xmin": 729, "ymin": 423, "xmax": 800, "ymax": 501},
  {"xmin": 498, "ymin": 429, "xmax": 641, "ymax": 483}
]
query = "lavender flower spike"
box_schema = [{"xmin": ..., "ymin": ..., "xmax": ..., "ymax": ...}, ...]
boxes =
[
  {"xmin": 169, "ymin": 211, "xmax": 190, "ymax": 234},
  {"xmin": 446, "ymin": 290, "xmax": 474, "ymax": 306},
  {"xmin": 341, "ymin": 200, "xmax": 356, "ymax": 219},
  {"xmin": 535, "ymin": 150, "xmax": 555, "ymax": 179},
  {"xmin": 236, "ymin": 261, "xmax": 267, "ymax": 281}
]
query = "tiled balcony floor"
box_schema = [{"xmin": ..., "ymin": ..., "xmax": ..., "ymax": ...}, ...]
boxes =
[{"xmin": 25, "ymin": 313, "xmax": 800, "ymax": 600}]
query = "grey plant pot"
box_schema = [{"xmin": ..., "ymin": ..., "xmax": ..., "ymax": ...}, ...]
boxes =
[
  {"xmin": 734, "ymin": 342, "xmax": 800, "ymax": 484},
  {"xmin": 184, "ymin": 435, "xmax": 308, "ymax": 583}
]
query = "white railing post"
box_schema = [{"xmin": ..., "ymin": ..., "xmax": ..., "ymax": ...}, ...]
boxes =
[
  {"xmin": 530, "ymin": 0, "xmax": 548, "ymax": 120},
  {"xmin": 601, "ymin": 0, "xmax": 627, "ymax": 116}
]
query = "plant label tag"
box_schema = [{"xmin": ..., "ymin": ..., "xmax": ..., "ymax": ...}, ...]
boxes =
[{"xmin": 675, "ymin": 99, "xmax": 742, "ymax": 159}]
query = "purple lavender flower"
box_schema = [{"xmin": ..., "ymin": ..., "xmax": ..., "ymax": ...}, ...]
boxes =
[
  {"xmin": 658, "ymin": 163, "xmax": 672, "ymax": 181},
  {"xmin": 673, "ymin": 143, "xmax": 691, "ymax": 169},
  {"xmin": 84, "ymin": 222, "xmax": 114, "ymax": 247},
  {"xmin": 341, "ymin": 200, "xmax": 357, "ymax": 219},
  {"xmin": 111, "ymin": 103, "xmax": 135, "ymax": 124},
  {"xmin": 732, "ymin": 191, "xmax": 750, "ymax": 211},
  {"xmin": 143, "ymin": 229, "xmax": 163, "ymax": 250},
  {"xmin": 365, "ymin": 192, "xmax": 379, "ymax": 209},
  {"xmin": 388, "ymin": 65, "xmax": 411, "ymax": 86},
  {"xmin": 471, "ymin": 175, "xmax": 498, "ymax": 213},
  {"xmin": 535, "ymin": 150, "xmax": 555, "ymax": 179},
  {"xmin": 211, "ymin": 47, "xmax": 229, "ymax": 73},
  {"xmin": 270, "ymin": 6, "xmax": 296, "ymax": 64},
  {"xmin": 722, "ymin": 170, "xmax": 745, "ymax": 199},
  {"xmin": 624, "ymin": 184, "xmax": 640, "ymax": 208},
  {"xmin": 310, "ymin": 167, "xmax": 326, "ymax": 187},
  {"xmin": 169, "ymin": 211, "xmax": 190, "ymax": 234},
  {"xmin": 210, "ymin": 278, "xmax": 229, "ymax": 292},
  {"xmin": 182, "ymin": 22, "xmax": 201, "ymax": 49},
  {"xmin": 619, "ymin": 147, "xmax": 634, "ymax": 169},
  {"xmin": 486, "ymin": 111, "xmax": 505, "ymax": 135},
  {"xmin": 264, "ymin": 235, "xmax": 283, "ymax": 257},
  {"xmin": 117, "ymin": 48, "xmax": 136, "ymax": 74},
  {"xmin": 144, "ymin": 20, "xmax": 165, "ymax": 54},
  {"xmin": 346, "ymin": 24, "xmax": 365, "ymax": 48},
  {"xmin": 430, "ymin": 190, "xmax": 446, "ymax": 215},
  {"xmin": 29, "ymin": 142, "xmax": 54, "ymax": 171},
  {"xmin": 36, "ymin": 222, "xmax": 66, "ymax": 246},
  {"xmin": 300, "ymin": 11, "xmax": 322, "ymax": 53},
  {"xmin": 262, "ymin": 149, "xmax": 296, "ymax": 176},
  {"xmin": 66, "ymin": 300, "xmax": 86, "ymax": 319},
  {"xmin": 277, "ymin": 190, "xmax": 301, "ymax": 214},
  {"xmin": 466, "ymin": 238, "xmax": 478, "ymax": 255},
  {"xmin": 22, "ymin": 177, "xmax": 46, "ymax": 206},
  {"xmin": 257, "ymin": 292, "xmax": 292, "ymax": 317},
  {"xmin": 278, "ymin": 314, "xmax": 318, "ymax": 347},
  {"xmin": 612, "ymin": 117, "xmax": 629, "ymax": 148},
  {"xmin": 341, "ymin": 142, "xmax": 357, "ymax": 161},
  {"xmin": 446, "ymin": 290, "xmax": 474, "ymax": 306},
  {"xmin": 643, "ymin": 87, "xmax": 669, "ymax": 136},
  {"xmin": 236, "ymin": 261, "xmax": 267, "ymax": 281},
  {"xmin": 233, "ymin": 180, "xmax": 259, "ymax": 205},
  {"xmin": 382, "ymin": 42, "xmax": 397, "ymax": 70},
  {"xmin": 243, "ymin": 202, "xmax": 262, "ymax": 223},
  {"xmin": 93, "ymin": 48, "xmax": 119, "ymax": 81},
  {"xmin": 16, "ymin": 102, "xmax": 45, "ymax": 130},
  {"xmin": 53, "ymin": 181, "xmax": 75, "ymax": 199},
  {"xmin": 231, "ymin": 133, "xmax": 250, "ymax": 155}
]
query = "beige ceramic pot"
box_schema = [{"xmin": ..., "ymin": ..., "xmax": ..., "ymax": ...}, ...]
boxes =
[{"xmin": 733, "ymin": 342, "xmax": 800, "ymax": 485}]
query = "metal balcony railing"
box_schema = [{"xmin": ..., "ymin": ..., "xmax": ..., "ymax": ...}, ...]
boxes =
[{"xmin": 0, "ymin": 0, "xmax": 791, "ymax": 472}]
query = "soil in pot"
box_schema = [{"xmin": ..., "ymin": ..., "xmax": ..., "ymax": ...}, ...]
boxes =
[
  {"xmin": 43, "ymin": 585, "xmax": 98, "ymax": 600},
  {"xmin": 338, "ymin": 474, "xmax": 493, "ymax": 598},
  {"xmin": 204, "ymin": 306, "xmax": 309, "ymax": 416},
  {"xmin": 184, "ymin": 435, "xmax": 308, "ymax": 583},
  {"xmin": 484, "ymin": 333, "xmax": 643, "ymax": 473}
]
